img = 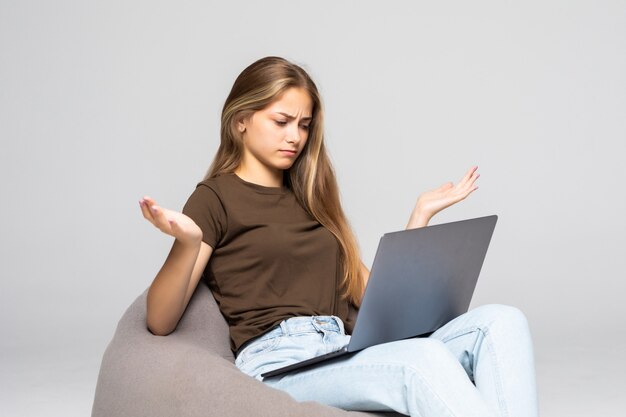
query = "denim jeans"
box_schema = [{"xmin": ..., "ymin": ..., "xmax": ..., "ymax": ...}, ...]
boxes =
[{"xmin": 234, "ymin": 304, "xmax": 539, "ymax": 417}]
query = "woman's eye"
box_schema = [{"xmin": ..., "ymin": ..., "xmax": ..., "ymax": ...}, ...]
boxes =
[
  {"xmin": 300, "ymin": 125, "xmax": 310, "ymax": 131},
  {"xmin": 275, "ymin": 120, "xmax": 287, "ymax": 126}
]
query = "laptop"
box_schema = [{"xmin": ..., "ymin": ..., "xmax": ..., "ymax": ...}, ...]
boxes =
[{"xmin": 261, "ymin": 214, "xmax": 498, "ymax": 379}]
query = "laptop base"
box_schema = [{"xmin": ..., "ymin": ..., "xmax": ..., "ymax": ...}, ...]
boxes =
[{"xmin": 261, "ymin": 346, "xmax": 354, "ymax": 379}]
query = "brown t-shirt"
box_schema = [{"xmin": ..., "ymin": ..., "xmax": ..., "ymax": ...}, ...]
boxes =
[{"xmin": 182, "ymin": 172, "xmax": 353, "ymax": 353}]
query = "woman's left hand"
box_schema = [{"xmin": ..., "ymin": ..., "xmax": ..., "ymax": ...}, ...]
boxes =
[{"xmin": 406, "ymin": 166, "xmax": 480, "ymax": 229}]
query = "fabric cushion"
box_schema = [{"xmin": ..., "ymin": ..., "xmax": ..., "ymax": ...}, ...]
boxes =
[{"xmin": 92, "ymin": 282, "xmax": 403, "ymax": 417}]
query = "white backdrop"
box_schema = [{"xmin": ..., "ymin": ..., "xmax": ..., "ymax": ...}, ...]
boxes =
[{"xmin": 1, "ymin": 1, "xmax": 625, "ymax": 416}]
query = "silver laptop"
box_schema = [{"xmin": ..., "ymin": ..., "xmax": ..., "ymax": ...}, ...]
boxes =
[{"xmin": 261, "ymin": 215, "xmax": 498, "ymax": 379}]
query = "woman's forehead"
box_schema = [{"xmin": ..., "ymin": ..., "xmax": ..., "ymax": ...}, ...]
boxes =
[{"xmin": 266, "ymin": 88, "xmax": 313, "ymax": 115}]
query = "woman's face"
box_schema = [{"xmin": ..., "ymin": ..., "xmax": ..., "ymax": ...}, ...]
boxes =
[{"xmin": 237, "ymin": 87, "xmax": 313, "ymax": 178}]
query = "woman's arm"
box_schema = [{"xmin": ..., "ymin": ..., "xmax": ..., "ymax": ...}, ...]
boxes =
[
  {"xmin": 406, "ymin": 166, "xmax": 480, "ymax": 230},
  {"xmin": 139, "ymin": 196, "xmax": 213, "ymax": 336},
  {"xmin": 358, "ymin": 166, "xmax": 480, "ymax": 302},
  {"xmin": 146, "ymin": 239, "xmax": 213, "ymax": 335}
]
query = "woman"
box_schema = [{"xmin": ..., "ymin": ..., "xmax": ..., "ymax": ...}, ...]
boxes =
[{"xmin": 139, "ymin": 56, "xmax": 539, "ymax": 417}]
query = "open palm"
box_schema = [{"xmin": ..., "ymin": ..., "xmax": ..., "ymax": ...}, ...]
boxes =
[
  {"xmin": 414, "ymin": 166, "xmax": 480, "ymax": 220},
  {"xmin": 139, "ymin": 196, "xmax": 203, "ymax": 245}
]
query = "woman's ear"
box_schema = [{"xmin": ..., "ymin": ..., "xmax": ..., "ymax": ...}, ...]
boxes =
[{"xmin": 237, "ymin": 116, "xmax": 247, "ymax": 133}]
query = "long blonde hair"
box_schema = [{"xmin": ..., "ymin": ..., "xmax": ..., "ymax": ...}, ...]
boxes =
[{"xmin": 204, "ymin": 56, "xmax": 364, "ymax": 306}]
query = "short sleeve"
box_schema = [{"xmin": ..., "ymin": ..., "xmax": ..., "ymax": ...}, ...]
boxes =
[{"xmin": 182, "ymin": 183, "xmax": 227, "ymax": 249}]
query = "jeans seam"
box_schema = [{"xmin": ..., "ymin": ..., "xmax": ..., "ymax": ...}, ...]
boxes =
[
  {"xmin": 482, "ymin": 327, "xmax": 509, "ymax": 417},
  {"xmin": 439, "ymin": 326, "xmax": 509, "ymax": 417}
]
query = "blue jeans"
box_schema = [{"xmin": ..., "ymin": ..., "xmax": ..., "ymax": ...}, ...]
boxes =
[{"xmin": 235, "ymin": 304, "xmax": 539, "ymax": 417}]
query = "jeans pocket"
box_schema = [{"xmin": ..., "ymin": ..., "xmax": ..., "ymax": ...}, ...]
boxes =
[{"xmin": 235, "ymin": 335, "xmax": 282, "ymax": 369}]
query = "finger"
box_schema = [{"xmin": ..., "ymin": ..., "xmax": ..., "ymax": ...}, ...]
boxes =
[
  {"xmin": 458, "ymin": 170, "xmax": 480, "ymax": 191},
  {"xmin": 464, "ymin": 172, "xmax": 480, "ymax": 188},
  {"xmin": 146, "ymin": 204, "xmax": 168, "ymax": 228},
  {"xmin": 460, "ymin": 166, "xmax": 478, "ymax": 185},
  {"xmin": 450, "ymin": 175, "xmax": 478, "ymax": 197},
  {"xmin": 139, "ymin": 199, "xmax": 156, "ymax": 223},
  {"xmin": 460, "ymin": 184, "xmax": 479, "ymax": 199},
  {"xmin": 153, "ymin": 206, "xmax": 175, "ymax": 229},
  {"xmin": 144, "ymin": 197, "xmax": 167, "ymax": 220},
  {"xmin": 139, "ymin": 196, "xmax": 155, "ymax": 211},
  {"xmin": 149, "ymin": 204, "xmax": 163, "ymax": 221},
  {"xmin": 142, "ymin": 196, "xmax": 158, "ymax": 208}
]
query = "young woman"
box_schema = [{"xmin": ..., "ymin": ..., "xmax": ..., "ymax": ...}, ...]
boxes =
[{"xmin": 139, "ymin": 56, "xmax": 539, "ymax": 417}]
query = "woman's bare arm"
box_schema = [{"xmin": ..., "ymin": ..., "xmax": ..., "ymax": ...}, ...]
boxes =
[
  {"xmin": 146, "ymin": 240, "xmax": 213, "ymax": 335},
  {"xmin": 139, "ymin": 196, "xmax": 213, "ymax": 336},
  {"xmin": 358, "ymin": 166, "xmax": 480, "ymax": 302},
  {"xmin": 406, "ymin": 166, "xmax": 480, "ymax": 230}
]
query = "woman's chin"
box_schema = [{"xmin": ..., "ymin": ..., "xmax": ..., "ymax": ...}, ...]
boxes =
[{"xmin": 275, "ymin": 162, "xmax": 296, "ymax": 171}]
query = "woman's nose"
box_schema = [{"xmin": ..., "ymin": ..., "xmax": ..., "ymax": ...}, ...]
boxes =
[{"xmin": 286, "ymin": 124, "xmax": 301, "ymax": 143}]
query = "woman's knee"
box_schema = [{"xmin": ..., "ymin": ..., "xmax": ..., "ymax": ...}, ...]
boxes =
[
  {"xmin": 400, "ymin": 339, "xmax": 472, "ymax": 379},
  {"xmin": 473, "ymin": 303, "xmax": 530, "ymax": 331}
]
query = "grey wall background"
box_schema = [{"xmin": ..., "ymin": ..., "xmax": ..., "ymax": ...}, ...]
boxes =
[{"xmin": 1, "ymin": 1, "xmax": 624, "ymax": 416}]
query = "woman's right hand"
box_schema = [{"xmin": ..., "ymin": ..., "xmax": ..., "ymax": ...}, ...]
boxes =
[{"xmin": 139, "ymin": 196, "xmax": 203, "ymax": 245}]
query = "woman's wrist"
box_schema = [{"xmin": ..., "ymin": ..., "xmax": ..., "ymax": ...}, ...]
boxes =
[{"xmin": 406, "ymin": 210, "xmax": 432, "ymax": 230}]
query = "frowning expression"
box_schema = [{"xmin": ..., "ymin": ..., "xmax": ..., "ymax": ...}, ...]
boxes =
[{"xmin": 237, "ymin": 87, "xmax": 313, "ymax": 175}]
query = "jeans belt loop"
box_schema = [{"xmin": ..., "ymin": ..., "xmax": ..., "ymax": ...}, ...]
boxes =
[
  {"xmin": 332, "ymin": 315, "xmax": 345, "ymax": 334},
  {"xmin": 311, "ymin": 316, "xmax": 323, "ymax": 333}
]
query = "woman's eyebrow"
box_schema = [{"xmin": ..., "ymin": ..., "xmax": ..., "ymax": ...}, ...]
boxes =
[{"xmin": 275, "ymin": 111, "xmax": 312, "ymax": 121}]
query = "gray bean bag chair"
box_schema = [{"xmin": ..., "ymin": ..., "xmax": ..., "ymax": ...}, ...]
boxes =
[{"xmin": 92, "ymin": 281, "xmax": 403, "ymax": 417}]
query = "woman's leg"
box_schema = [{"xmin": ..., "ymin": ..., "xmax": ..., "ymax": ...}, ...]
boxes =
[
  {"xmin": 264, "ymin": 336, "xmax": 500, "ymax": 417},
  {"xmin": 242, "ymin": 316, "xmax": 500, "ymax": 417},
  {"xmin": 429, "ymin": 304, "xmax": 539, "ymax": 417},
  {"xmin": 239, "ymin": 306, "xmax": 538, "ymax": 417}
]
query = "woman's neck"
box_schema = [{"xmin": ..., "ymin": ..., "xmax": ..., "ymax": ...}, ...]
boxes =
[{"xmin": 234, "ymin": 164, "xmax": 283, "ymax": 188}]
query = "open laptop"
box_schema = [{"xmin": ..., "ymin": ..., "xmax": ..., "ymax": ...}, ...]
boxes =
[{"xmin": 261, "ymin": 214, "xmax": 498, "ymax": 379}]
